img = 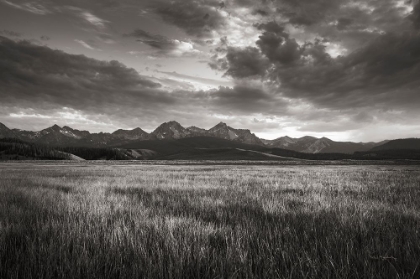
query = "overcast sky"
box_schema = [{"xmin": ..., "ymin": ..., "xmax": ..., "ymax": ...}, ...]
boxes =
[{"xmin": 1, "ymin": 0, "xmax": 420, "ymax": 141}]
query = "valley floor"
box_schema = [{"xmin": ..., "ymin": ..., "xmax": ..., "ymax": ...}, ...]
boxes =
[{"xmin": 1, "ymin": 162, "xmax": 420, "ymax": 278}]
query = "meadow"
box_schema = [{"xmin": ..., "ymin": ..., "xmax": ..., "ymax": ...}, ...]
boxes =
[{"xmin": 1, "ymin": 162, "xmax": 420, "ymax": 278}]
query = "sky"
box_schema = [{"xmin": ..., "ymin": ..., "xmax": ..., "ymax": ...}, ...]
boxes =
[{"xmin": 1, "ymin": 0, "xmax": 420, "ymax": 141}]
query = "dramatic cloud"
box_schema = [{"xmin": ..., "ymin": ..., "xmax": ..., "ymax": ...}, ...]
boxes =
[
  {"xmin": 1, "ymin": 0, "xmax": 420, "ymax": 140},
  {"xmin": 283, "ymin": 0, "xmax": 341, "ymax": 26},
  {"xmin": 223, "ymin": 47, "xmax": 268, "ymax": 78},
  {"xmin": 214, "ymin": 20, "xmax": 420, "ymax": 114},
  {"xmin": 0, "ymin": 37, "xmax": 282, "ymax": 133},
  {"xmin": 256, "ymin": 22, "xmax": 302, "ymax": 65},
  {"xmin": 0, "ymin": 36, "xmax": 168, "ymax": 117},
  {"xmin": 270, "ymin": 32, "xmax": 420, "ymax": 111},
  {"xmin": 147, "ymin": 0, "xmax": 226, "ymax": 38}
]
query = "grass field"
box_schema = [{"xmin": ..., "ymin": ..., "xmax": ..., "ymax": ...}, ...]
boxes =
[{"xmin": 1, "ymin": 162, "xmax": 420, "ymax": 278}]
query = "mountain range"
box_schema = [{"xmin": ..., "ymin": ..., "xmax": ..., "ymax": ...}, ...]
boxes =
[{"xmin": 0, "ymin": 121, "xmax": 418, "ymax": 155}]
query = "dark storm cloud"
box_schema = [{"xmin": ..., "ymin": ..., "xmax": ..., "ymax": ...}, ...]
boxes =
[
  {"xmin": 218, "ymin": 22, "xmax": 301, "ymax": 78},
  {"xmin": 256, "ymin": 22, "xmax": 302, "ymax": 65},
  {"xmin": 252, "ymin": 9, "xmax": 269, "ymax": 17},
  {"xmin": 336, "ymin": 17, "xmax": 353, "ymax": 30},
  {"xmin": 283, "ymin": 0, "xmax": 341, "ymax": 26},
  {"xmin": 231, "ymin": 0, "xmax": 412, "ymax": 51},
  {"xmin": 256, "ymin": 21, "xmax": 325, "ymax": 66},
  {"xmin": 224, "ymin": 47, "xmax": 268, "ymax": 78},
  {"xmin": 231, "ymin": 0, "xmax": 342, "ymax": 26},
  {"xmin": 271, "ymin": 32, "xmax": 420, "ymax": 110},
  {"xmin": 0, "ymin": 36, "xmax": 175, "ymax": 116},
  {"xmin": 148, "ymin": 0, "xmax": 226, "ymax": 38},
  {"xmin": 215, "ymin": 18, "xmax": 420, "ymax": 113},
  {"xmin": 255, "ymin": 21, "xmax": 287, "ymax": 35}
]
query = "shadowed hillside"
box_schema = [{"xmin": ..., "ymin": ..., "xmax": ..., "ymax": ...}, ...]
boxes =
[{"xmin": 371, "ymin": 138, "xmax": 420, "ymax": 151}]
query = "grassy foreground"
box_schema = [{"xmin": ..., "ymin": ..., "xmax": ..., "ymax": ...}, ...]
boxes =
[{"xmin": 1, "ymin": 163, "xmax": 420, "ymax": 279}]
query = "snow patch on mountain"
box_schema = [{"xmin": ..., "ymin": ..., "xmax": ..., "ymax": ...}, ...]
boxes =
[{"xmin": 228, "ymin": 130, "xmax": 238, "ymax": 140}]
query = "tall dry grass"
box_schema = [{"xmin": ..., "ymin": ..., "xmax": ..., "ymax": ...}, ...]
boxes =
[{"xmin": 1, "ymin": 163, "xmax": 420, "ymax": 278}]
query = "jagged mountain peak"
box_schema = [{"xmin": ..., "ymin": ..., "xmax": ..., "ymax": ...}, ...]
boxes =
[
  {"xmin": 50, "ymin": 124, "xmax": 61, "ymax": 130},
  {"xmin": 0, "ymin": 121, "xmax": 389, "ymax": 154},
  {"xmin": 164, "ymin": 120, "xmax": 182, "ymax": 126},
  {"xmin": 206, "ymin": 122, "xmax": 263, "ymax": 145},
  {"xmin": 154, "ymin": 121, "xmax": 185, "ymax": 131},
  {"xmin": 59, "ymin": 126, "xmax": 90, "ymax": 139},
  {"xmin": 41, "ymin": 124, "xmax": 62, "ymax": 134},
  {"xmin": 0, "ymin": 122, "xmax": 13, "ymax": 139},
  {"xmin": 151, "ymin": 121, "xmax": 189, "ymax": 139},
  {"xmin": 0, "ymin": 122, "xmax": 9, "ymax": 130},
  {"xmin": 112, "ymin": 127, "xmax": 149, "ymax": 140},
  {"xmin": 209, "ymin": 122, "xmax": 230, "ymax": 132},
  {"xmin": 214, "ymin": 121, "xmax": 228, "ymax": 127}
]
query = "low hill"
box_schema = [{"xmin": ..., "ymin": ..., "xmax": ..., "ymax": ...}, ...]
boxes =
[
  {"xmin": 119, "ymin": 136, "xmax": 267, "ymax": 156},
  {"xmin": 159, "ymin": 148, "xmax": 301, "ymax": 161},
  {"xmin": 264, "ymin": 136, "xmax": 382, "ymax": 154},
  {"xmin": 371, "ymin": 138, "xmax": 420, "ymax": 151},
  {"xmin": 0, "ymin": 138, "xmax": 154, "ymax": 161},
  {"xmin": 0, "ymin": 138, "xmax": 71, "ymax": 160}
]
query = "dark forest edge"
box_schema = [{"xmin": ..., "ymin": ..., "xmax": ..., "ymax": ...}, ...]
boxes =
[{"xmin": 1, "ymin": 137, "xmax": 420, "ymax": 162}]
